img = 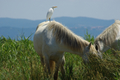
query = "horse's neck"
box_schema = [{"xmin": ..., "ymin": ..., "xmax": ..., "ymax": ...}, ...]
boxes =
[
  {"xmin": 116, "ymin": 24, "xmax": 120, "ymax": 40},
  {"xmin": 63, "ymin": 47, "xmax": 84, "ymax": 57},
  {"xmin": 60, "ymin": 40, "xmax": 89, "ymax": 56}
]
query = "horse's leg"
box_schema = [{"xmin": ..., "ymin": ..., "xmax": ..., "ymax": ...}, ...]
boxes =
[
  {"xmin": 60, "ymin": 56, "xmax": 65, "ymax": 79},
  {"xmin": 54, "ymin": 60, "xmax": 60, "ymax": 80},
  {"xmin": 40, "ymin": 56, "xmax": 44, "ymax": 66},
  {"xmin": 111, "ymin": 40, "xmax": 120, "ymax": 56},
  {"xmin": 54, "ymin": 55, "xmax": 64, "ymax": 80},
  {"xmin": 111, "ymin": 42, "xmax": 119, "ymax": 56},
  {"xmin": 43, "ymin": 56, "xmax": 51, "ymax": 74},
  {"xmin": 42, "ymin": 47, "xmax": 51, "ymax": 74},
  {"xmin": 40, "ymin": 55, "xmax": 49, "ymax": 74}
]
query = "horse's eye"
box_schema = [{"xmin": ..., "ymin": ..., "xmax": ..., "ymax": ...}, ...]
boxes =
[{"xmin": 95, "ymin": 45, "xmax": 98, "ymax": 50}]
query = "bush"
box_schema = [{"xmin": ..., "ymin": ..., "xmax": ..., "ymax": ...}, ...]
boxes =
[{"xmin": 0, "ymin": 33, "xmax": 120, "ymax": 80}]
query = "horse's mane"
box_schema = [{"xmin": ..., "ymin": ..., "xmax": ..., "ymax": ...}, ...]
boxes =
[
  {"xmin": 94, "ymin": 20, "xmax": 120, "ymax": 46},
  {"xmin": 47, "ymin": 21, "xmax": 89, "ymax": 52}
]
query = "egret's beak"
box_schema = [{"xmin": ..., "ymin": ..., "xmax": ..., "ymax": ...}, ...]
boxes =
[{"xmin": 53, "ymin": 6, "xmax": 57, "ymax": 8}]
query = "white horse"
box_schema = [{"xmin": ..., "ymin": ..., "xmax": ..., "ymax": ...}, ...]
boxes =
[
  {"xmin": 94, "ymin": 20, "xmax": 120, "ymax": 57},
  {"xmin": 33, "ymin": 21, "xmax": 99, "ymax": 80}
]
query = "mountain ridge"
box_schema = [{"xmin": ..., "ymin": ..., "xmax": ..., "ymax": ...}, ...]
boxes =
[{"xmin": 0, "ymin": 17, "xmax": 115, "ymax": 40}]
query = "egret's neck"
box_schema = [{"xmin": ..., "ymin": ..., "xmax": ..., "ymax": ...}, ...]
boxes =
[{"xmin": 52, "ymin": 8, "xmax": 54, "ymax": 10}]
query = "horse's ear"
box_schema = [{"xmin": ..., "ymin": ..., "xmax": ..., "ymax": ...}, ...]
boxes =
[
  {"xmin": 99, "ymin": 37, "xmax": 102, "ymax": 41},
  {"xmin": 88, "ymin": 42, "xmax": 92, "ymax": 49}
]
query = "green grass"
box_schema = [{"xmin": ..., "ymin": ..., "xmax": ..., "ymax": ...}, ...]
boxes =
[{"xmin": 0, "ymin": 32, "xmax": 120, "ymax": 80}]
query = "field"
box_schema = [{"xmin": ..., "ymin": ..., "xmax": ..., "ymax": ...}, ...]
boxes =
[{"xmin": 0, "ymin": 33, "xmax": 120, "ymax": 80}]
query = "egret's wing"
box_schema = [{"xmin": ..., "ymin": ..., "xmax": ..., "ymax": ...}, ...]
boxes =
[{"xmin": 46, "ymin": 8, "xmax": 53, "ymax": 20}]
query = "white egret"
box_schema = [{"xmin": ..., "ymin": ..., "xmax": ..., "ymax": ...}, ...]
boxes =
[{"xmin": 46, "ymin": 6, "xmax": 57, "ymax": 21}]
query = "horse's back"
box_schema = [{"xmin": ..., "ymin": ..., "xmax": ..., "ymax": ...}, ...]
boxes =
[
  {"xmin": 113, "ymin": 20, "xmax": 120, "ymax": 50},
  {"xmin": 33, "ymin": 21, "xmax": 50, "ymax": 55},
  {"xmin": 33, "ymin": 21, "xmax": 65, "ymax": 61},
  {"xmin": 115, "ymin": 20, "xmax": 120, "ymax": 40}
]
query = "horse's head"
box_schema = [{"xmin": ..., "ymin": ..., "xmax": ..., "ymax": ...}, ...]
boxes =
[
  {"xmin": 82, "ymin": 42, "xmax": 102, "ymax": 63},
  {"xmin": 94, "ymin": 38, "xmax": 104, "ymax": 59}
]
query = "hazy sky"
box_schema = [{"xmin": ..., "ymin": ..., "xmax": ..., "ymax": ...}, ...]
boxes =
[{"xmin": 0, "ymin": 0, "xmax": 120, "ymax": 20}]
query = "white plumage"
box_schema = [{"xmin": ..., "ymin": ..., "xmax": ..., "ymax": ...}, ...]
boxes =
[{"xmin": 46, "ymin": 6, "xmax": 57, "ymax": 21}]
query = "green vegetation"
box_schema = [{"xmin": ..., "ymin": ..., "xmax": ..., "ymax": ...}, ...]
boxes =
[{"xmin": 0, "ymin": 32, "xmax": 120, "ymax": 80}]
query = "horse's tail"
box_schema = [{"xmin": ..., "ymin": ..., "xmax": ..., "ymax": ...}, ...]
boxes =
[{"xmin": 50, "ymin": 60, "xmax": 55, "ymax": 74}]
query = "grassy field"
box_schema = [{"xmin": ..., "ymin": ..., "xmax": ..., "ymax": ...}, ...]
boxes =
[{"xmin": 0, "ymin": 33, "xmax": 120, "ymax": 80}]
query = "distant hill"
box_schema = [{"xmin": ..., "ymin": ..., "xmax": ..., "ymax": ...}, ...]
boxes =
[
  {"xmin": 0, "ymin": 17, "xmax": 115, "ymax": 40},
  {"xmin": 0, "ymin": 18, "xmax": 43, "ymax": 28}
]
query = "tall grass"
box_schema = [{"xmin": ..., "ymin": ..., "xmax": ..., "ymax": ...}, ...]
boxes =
[{"xmin": 0, "ymin": 32, "xmax": 120, "ymax": 80}]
